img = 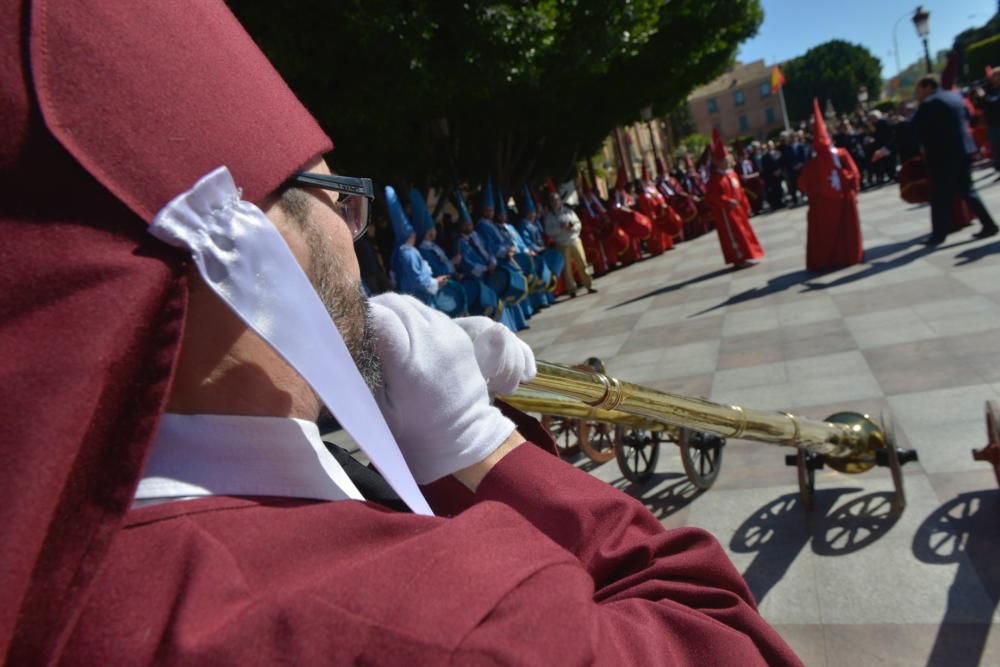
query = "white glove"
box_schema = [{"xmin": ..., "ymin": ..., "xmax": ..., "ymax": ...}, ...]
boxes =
[
  {"xmin": 369, "ymin": 294, "xmax": 516, "ymax": 484},
  {"xmin": 453, "ymin": 316, "xmax": 537, "ymax": 396}
]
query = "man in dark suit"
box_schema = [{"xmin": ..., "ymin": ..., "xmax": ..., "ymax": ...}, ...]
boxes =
[{"xmin": 912, "ymin": 74, "xmax": 998, "ymax": 245}]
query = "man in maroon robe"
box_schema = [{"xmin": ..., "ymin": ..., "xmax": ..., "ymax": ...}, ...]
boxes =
[
  {"xmin": 609, "ymin": 168, "xmax": 656, "ymax": 259},
  {"xmin": 705, "ymin": 129, "xmax": 766, "ymax": 268},
  {"xmin": 579, "ymin": 173, "xmax": 633, "ymax": 268},
  {"xmin": 1, "ymin": 2, "xmax": 802, "ymax": 665},
  {"xmin": 798, "ymin": 99, "xmax": 864, "ymax": 271}
]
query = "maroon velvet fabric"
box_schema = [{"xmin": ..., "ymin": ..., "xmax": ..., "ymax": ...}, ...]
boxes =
[
  {"xmin": 1, "ymin": 0, "xmax": 331, "ymax": 660},
  {"xmin": 66, "ymin": 445, "xmax": 803, "ymax": 666},
  {"xmin": 30, "ymin": 0, "xmax": 332, "ymax": 220}
]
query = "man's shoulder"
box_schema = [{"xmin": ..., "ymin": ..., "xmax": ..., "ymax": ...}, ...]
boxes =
[{"xmin": 78, "ymin": 498, "xmax": 575, "ymax": 662}]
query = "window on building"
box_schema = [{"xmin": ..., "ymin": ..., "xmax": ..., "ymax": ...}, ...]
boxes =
[
  {"xmin": 765, "ymin": 107, "xmax": 776, "ymax": 124},
  {"xmin": 739, "ymin": 115, "xmax": 749, "ymax": 132},
  {"xmin": 760, "ymin": 81, "xmax": 772, "ymax": 98},
  {"xmin": 707, "ymin": 97, "xmax": 718, "ymax": 114},
  {"xmin": 733, "ymin": 89, "xmax": 745, "ymax": 107}
]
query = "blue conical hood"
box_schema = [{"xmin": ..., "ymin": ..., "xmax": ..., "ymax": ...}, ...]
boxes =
[
  {"xmin": 454, "ymin": 188, "xmax": 473, "ymax": 224},
  {"xmin": 481, "ymin": 176, "xmax": 494, "ymax": 212},
  {"xmin": 408, "ymin": 187, "xmax": 434, "ymax": 239},
  {"xmin": 521, "ymin": 185, "xmax": 536, "ymax": 214},
  {"xmin": 385, "ymin": 185, "xmax": 414, "ymax": 246},
  {"xmin": 495, "ymin": 186, "xmax": 508, "ymax": 217}
]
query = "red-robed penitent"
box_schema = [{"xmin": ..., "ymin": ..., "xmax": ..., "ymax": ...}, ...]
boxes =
[
  {"xmin": 797, "ymin": 99, "xmax": 864, "ymax": 271},
  {"xmin": 705, "ymin": 131, "xmax": 765, "ymax": 266},
  {"xmin": 638, "ymin": 163, "xmax": 682, "ymax": 250},
  {"xmin": 609, "ymin": 168, "xmax": 654, "ymax": 259},
  {"xmin": 1, "ymin": 2, "xmax": 802, "ymax": 664},
  {"xmin": 655, "ymin": 157, "xmax": 698, "ymax": 240}
]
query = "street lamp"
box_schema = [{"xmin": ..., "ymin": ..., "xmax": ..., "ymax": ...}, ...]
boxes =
[
  {"xmin": 857, "ymin": 86, "xmax": 869, "ymax": 110},
  {"xmin": 912, "ymin": 6, "xmax": 932, "ymax": 74}
]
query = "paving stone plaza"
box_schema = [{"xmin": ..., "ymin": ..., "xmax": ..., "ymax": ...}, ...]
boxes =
[{"xmin": 518, "ymin": 174, "xmax": 1000, "ymax": 667}]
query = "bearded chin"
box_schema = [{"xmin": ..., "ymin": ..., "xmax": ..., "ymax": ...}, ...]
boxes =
[{"xmin": 308, "ymin": 250, "xmax": 384, "ymax": 392}]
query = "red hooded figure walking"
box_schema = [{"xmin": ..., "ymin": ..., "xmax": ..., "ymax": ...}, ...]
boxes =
[
  {"xmin": 705, "ymin": 129, "xmax": 766, "ymax": 267},
  {"xmin": 798, "ymin": 99, "xmax": 864, "ymax": 271}
]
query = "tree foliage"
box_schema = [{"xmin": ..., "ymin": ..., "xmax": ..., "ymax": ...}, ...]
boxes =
[
  {"xmin": 955, "ymin": 13, "xmax": 1000, "ymax": 84},
  {"xmin": 227, "ymin": 0, "xmax": 762, "ymax": 194},
  {"xmin": 884, "ymin": 50, "xmax": 949, "ymax": 101},
  {"xmin": 679, "ymin": 133, "xmax": 708, "ymax": 159},
  {"xmin": 781, "ymin": 40, "xmax": 882, "ymax": 124}
]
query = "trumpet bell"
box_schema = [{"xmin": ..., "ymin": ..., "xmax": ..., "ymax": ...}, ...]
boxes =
[{"xmin": 822, "ymin": 412, "xmax": 882, "ymax": 474}]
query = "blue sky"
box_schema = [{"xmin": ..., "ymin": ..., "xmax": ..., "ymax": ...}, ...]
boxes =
[{"xmin": 737, "ymin": 0, "xmax": 997, "ymax": 77}]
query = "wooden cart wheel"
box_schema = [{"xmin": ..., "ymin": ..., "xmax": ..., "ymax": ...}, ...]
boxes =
[
  {"xmin": 540, "ymin": 415, "xmax": 585, "ymax": 458},
  {"xmin": 614, "ymin": 426, "xmax": 661, "ymax": 483},
  {"xmin": 580, "ymin": 421, "xmax": 616, "ymax": 463},
  {"xmin": 678, "ymin": 428, "xmax": 725, "ymax": 490}
]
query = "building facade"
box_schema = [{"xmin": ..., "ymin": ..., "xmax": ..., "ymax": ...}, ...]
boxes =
[{"xmin": 687, "ymin": 59, "xmax": 786, "ymax": 142}]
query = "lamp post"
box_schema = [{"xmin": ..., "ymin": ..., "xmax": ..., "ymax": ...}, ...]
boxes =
[
  {"xmin": 857, "ymin": 86, "xmax": 869, "ymax": 113},
  {"xmin": 912, "ymin": 6, "xmax": 932, "ymax": 74}
]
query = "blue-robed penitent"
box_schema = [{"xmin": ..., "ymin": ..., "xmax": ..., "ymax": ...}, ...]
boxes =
[
  {"xmin": 457, "ymin": 231, "xmax": 493, "ymax": 277},
  {"xmin": 386, "ymin": 185, "xmax": 438, "ymax": 304},
  {"xmin": 391, "ymin": 244, "xmax": 439, "ymax": 305},
  {"xmin": 518, "ymin": 218, "xmax": 546, "ymax": 252},
  {"xmin": 408, "ymin": 187, "xmax": 435, "ymax": 241},
  {"xmin": 385, "ymin": 185, "xmax": 414, "ymax": 246},
  {"xmin": 419, "ymin": 239, "xmax": 455, "ymax": 277},
  {"xmin": 475, "ymin": 219, "xmax": 510, "ymax": 259}
]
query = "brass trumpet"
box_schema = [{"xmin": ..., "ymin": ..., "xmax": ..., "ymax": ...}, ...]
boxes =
[{"xmin": 502, "ymin": 360, "xmax": 919, "ymax": 512}]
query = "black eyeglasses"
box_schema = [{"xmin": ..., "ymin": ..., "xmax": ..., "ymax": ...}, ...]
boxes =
[{"xmin": 290, "ymin": 172, "xmax": 374, "ymax": 242}]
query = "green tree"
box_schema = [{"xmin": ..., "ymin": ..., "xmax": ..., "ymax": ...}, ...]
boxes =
[
  {"xmin": 954, "ymin": 13, "xmax": 1000, "ymax": 83},
  {"xmin": 228, "ymin": 1, "xmax": 762, "ymax": 195},
  {"xmin": 666, "ymin": 103, "xmax": 697, "ymax": 149},
  {"xmin": 679, "ymin": 133, "xmax": 708, "ymax": 159},
  {"xmin": 884, "ymin": 50, "xmax": 949, "ymax": 100},
  {"xmin": 781, "ymin": 40, "xmax": 882, "ymax": 123}
]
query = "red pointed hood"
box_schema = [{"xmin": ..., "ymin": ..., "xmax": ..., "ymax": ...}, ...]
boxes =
[
  {"xmin": 812, "ymin": 98, "xmax": 831, "ymax": 149},
  {"xmin": 579, "ymin": 171, "xmax": 593, "ymax": 194},
  {"xmin": 544, "ymin": 177, "xmax": 558, "ymax": 194},
  {"xmin": 711, "ymin": 128, "xmax": 727, "ymax": 161},
  {"xmin": 641, "ymin": 163, "xmax": 652, "ymax": 183},
  {"xmin": 0, "ymin": 0, "xmax": 331, "ymax": 660},
  {"xmin": 655, "ymin": 156, "xmax": 667, "ymax": 176}
]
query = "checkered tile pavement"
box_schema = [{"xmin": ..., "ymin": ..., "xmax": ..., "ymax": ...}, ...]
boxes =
[{"xmin": 519, "ymin": 172, "xmax": 1000, "ymax": 667}]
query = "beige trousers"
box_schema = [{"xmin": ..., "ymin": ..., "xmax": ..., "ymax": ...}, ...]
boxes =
[{"xmin": 559, "ymin": 238, "xmax": 592, "ymax": 292}]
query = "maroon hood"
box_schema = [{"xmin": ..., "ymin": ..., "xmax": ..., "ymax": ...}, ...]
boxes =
[{"xmin": 0, "ymin": 0, "xmax": 331, "ymax": 660}]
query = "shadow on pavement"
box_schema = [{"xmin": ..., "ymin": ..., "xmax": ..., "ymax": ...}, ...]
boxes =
[
  {"xmin": 913, "ymin": 490, "xmax": 1000, "ymax": 667},
  {"xmin": 685, "ymin": 236, "xmax": 929, "ymax": 317},
  {"xmin": 689, "ymin": 269, "xmax": 817, "ymax": 316},
  {"xmin": 801, "ymin": 237, "xmax": 977, "ymax": 293},
  {"xmin": 612, "ymin": 472, "xmax": 705, "ymax": 520},
  {"xmin": 729, "ymin": 489, "xmax": 900, "ymax": 605},
  {"xmin": 954, "ymin": 239, "xmax": 1000, "ymax": 267},
  {"xmin": 606, "ymin": 267, "xmax": 736, "ymax": 310}
]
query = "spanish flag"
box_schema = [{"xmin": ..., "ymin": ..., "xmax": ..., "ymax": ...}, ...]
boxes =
[{"xmin": 770, "ymin": 65, "xmax": 785, "ymax": 94}]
